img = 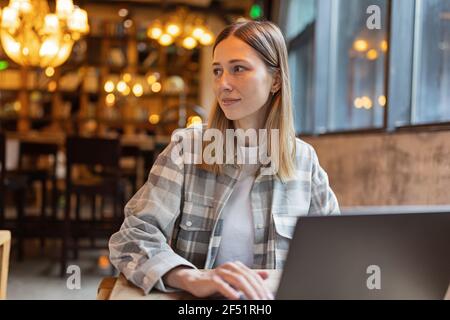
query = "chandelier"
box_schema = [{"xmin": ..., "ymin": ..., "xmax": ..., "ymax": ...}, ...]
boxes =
[
  {"xmin": 0, "ymin": 0, "xmax": 89, "ymax": 68},
  {"xmin": 147, "ymin": 7, "xmax": 214, "ymax": 50}
]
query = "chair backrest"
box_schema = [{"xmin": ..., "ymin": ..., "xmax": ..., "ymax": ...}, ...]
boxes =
[
  {"xmin": 0, "ymin": 230, "xmax": 11, "ymax": 300},
  {"xmin": 66, "ymin": 136, "xmax": 121, "ymax": 168},
  {"xmin": 19, "ymin": 141, "xmax": 59, "ymax": 171},
  {"xmin": 120, "ymin": 145, "xmax": 141, "ymax": 158},
  {"xmin": 0, "ymin": 133, "xmax": 5, "ymax": 190},
  {"xmin": 0, "ymin": 133, "xmax": 5, "ymax": 174},
  {"xmin": 20, "ymin": 141, "xmax": 59, "ymax": 157},
  {"xmin": 65, "ymin": 136, "xmax": 122, "ymax": 211}
]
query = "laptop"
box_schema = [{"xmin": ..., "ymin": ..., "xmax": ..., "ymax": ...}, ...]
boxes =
[{"xmin": 275, "ymin": 212, "xmax": 450, "ymax": 299}]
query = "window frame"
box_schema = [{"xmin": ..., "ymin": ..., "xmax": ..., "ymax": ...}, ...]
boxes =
[
  {"xmin": 288, "ymin": 22, "xmax": 316, "ymax": 135},
  {"xmin": 278, "ymin": 0, "xmax": 450, "ymax": 137}
]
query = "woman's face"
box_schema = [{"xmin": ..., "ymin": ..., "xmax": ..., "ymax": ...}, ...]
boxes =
[{"xmin": 212, "ymin": 36, "xmax": 276, "ymax": 127}]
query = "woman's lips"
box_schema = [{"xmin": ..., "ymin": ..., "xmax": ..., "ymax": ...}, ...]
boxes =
[{"xmin": 221, "ymin": 99, "xmax": 241, "ymax": 106}]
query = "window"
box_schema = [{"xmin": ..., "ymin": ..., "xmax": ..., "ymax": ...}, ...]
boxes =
[
  {"xmin": 289, "ymin": 29, "xmax": 316, "ymax": 134},
  {"xmin": 282, "ymin": 0, "xmax": 316, "ymax": 41},
  {"xmin": 281, "ymin": 0, "xmax": 317, "ymax": 134},
  {"xmin": 281, "ymin": 0, "xmax": 389, "ymax": 134},
  {"xmin": 328, "ymin": 0, "xmax": 388, "ymax": 131},
  {"xmin": 412, "ymin": 0, "xmax": 450, "ymax": 124},
  {"xmin": 278, "ymin": 0, "xmax": 449, "ymax": 135}
]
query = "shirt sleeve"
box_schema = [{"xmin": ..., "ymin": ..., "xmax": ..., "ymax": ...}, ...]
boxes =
[
  {"xmin": 108, "ymin": 139, "xmax": 197, "ymax": 294},
  {"xmin": 308, "ymin": 147, "xmax": 340, "ymax": 216}
]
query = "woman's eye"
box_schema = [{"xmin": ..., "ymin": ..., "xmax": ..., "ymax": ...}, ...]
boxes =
[
  {"xmin": 233, "ymin": 66, "xmax": 245, "ymax": 73},
  {"xmin": 213, "ymin": 69, "xmax": 222, "ymax": 77}
]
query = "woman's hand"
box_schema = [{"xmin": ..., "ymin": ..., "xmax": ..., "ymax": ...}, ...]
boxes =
[{"xmin": 163, "ymin": 262, "xmax": 274, "ymax": 300}]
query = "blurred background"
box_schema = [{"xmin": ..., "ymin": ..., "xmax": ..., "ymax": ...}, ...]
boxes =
[{"xmin": 0, "ymin": 0, "xmax": 448, "ymax": 299}]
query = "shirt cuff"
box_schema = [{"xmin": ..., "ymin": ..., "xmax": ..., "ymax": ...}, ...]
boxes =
[{"xmin": 137, "ymin": 251, "xmax": 197, "ymax": 294}]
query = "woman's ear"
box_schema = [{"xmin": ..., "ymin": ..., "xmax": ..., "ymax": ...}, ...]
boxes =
[{"xmin": 271, "ymin": 70, "xmax": 281, "ymax": 93}]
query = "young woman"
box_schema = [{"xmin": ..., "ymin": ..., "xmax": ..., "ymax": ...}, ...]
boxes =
[{"xmin": 109, "ymin": 19, "xmax": 339, "ymax": 300}]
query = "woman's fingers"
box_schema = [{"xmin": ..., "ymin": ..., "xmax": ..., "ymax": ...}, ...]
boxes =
[
  {"xmin": 257, "ymin": 270, "xmax": 269, "ymax": 280},
  {"xmin": 234, "ymin": 262, "xmax": 273, "ymax": 299},
  {"xmin": 215, "ymin": 267, "xmax": 260, "ymax": 300},
  {"xmin": 224, "ymin": 262, "xmax": 272, "ymax": 299},
  {"xmin": 210, "ymin": 275, "xmax": 241, "ymax": 300},
  {"xmin": 225, "ymin": 262, "xmax": 267, "ymax": 299}
]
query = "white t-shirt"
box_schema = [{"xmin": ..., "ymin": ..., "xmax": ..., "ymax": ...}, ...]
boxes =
[{"xmin": 213, "ymin": 146, "xmax": 260, "ymax": 268}]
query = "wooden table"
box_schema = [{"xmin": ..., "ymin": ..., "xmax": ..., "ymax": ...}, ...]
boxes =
[
  {"xmin": 0, "ymin": 231, "xmax": 11, "ymax": 300},
  {"xmin": 4, "ymin": 132, "xmax": 171, "ymax": 178},
  {"xmin": 97, "ymin": 270, "xmax": 281, "ymax": 300},
  {"xmin": 5, "ymin": 131, "xmax": 170, "ymax": 152}
]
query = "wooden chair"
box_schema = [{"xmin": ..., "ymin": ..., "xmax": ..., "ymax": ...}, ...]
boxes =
[
  {"xmin": 0, "ymin": 230, "xmax": 11, "ymax": 300},
  {"xmin": 141, "ymin": 149, "xmax": 155, "ymax": 181},
  {"xmin": 15, "ymin": 141, "xmax": 59, "ymax": 250},
  {"xmin": 17, "ymin": 141, "xmax": 59, "ymax": 220},
  {"xmin": 61, "ymin": 136, "xmax": 125, "ymax": 276},
  {"xmin": 0, "ymin": 133, "xmax": 27, "ymax": 260},
  {"xmin": 120, "ymin": 145, "xmax": 141, "ymax": 196}
]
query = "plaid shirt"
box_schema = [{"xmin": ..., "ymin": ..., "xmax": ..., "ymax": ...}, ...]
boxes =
[{"xmin": 109, "ymin": 127, "xmax": 340, "ymax": 294}]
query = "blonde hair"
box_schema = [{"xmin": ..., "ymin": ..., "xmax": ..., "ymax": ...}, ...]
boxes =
[{"xmin": 201, "ymin": 19, "xmax": 297, "ymax": 182}]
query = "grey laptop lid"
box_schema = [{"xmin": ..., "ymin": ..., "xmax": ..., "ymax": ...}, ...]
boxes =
[{"xmin": 276, "ymin": 212, "xmax": 450, "ymax": 300}]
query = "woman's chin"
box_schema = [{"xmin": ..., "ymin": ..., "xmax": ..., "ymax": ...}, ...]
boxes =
[{"xmin": 222, "ymin": 110, "xmax": 242, "ymax": 121}]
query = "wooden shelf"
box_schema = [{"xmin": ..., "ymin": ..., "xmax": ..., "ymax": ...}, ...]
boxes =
[
  {"xmin": 0, "ymin": 18, "xmax": 201, "ymax": 135},
  {"xmin": 0, "ymin": 115, "xmax": 158, "ymax": 127},
  {"xmin": 87, "ymin": 34, "xmax": 149, "ymax": 42}
]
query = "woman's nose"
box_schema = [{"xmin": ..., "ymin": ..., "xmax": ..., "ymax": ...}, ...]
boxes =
[{"xmin": 218, "ymin": 73, "xmax": 233, "ymax": 92}]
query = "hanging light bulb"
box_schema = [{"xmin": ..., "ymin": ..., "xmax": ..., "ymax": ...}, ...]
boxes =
[
  {"xmin": 380, "ymin": 40, "xmax": 388, "ymax": 53},
  {"xmin": 166, "ymin": 22, "xmax": 181, "ymax": 37},
  {"xmin": 39, "ymin": 38, "xmax": 59, "ymax": 58},
  {"xmin": 68, "ymin": 7, "xmax": 89, "ymax": 34},
  {"xmin": 123, "ymin": 19, "xmax": 133, "ymax": 29},
  {"xmin": 148, "ymin": 27, "xmax": 162, "ymax": 39},
  {"xmin": 199, "ymin": 31, "xmax": 213, "ymax": 46},
  {"xmin": 182, "ymin": 36, "xmax": 197, "ymax": 50},
  {"xmin": 158, "ymin": 34, "xmax": 174, "ymax": 46},
  {"xmin": 378, "ymin": 95, "xmax": 386, "ymax": 107},
  {"xmin": 147, "ymin": 20, "xmax": 163, "ymax": 39},
  {"xmin": 0, "ymin": 33, "xmax": 21, "ymax": 64},
  {"xmin": 354, "ymin": 97, "xmax": 363, "ymax": 109},
  {"xmin": 132, "ymin": 83, "xmax": 144, "ymax": 97},
  {"xmin": 148, "ymin": 114, "xmax": 160, "ymax": 124},
  {"xmin": 353, "ymin": 39, "xmax": 368, "ymax": 52},
  {"xmin": 190, "ymin": 116, "xmax": 202, "ymax": 125},
  {"xmin": 48, "ymin": 80, "xmax": 57, "ymax": 92},
  {"xmin": 1, "ymin": 7, "xmax": 20, "ymax": 32},
  {"xmin": 56, "ymin": 0, "xmax": 74, "ymax": 19},
  {"xmin": 43, "ymin": 14, "xmax": 60, "ymax": 34},
  {"xmin": 151, "ymin": 82, "xmax": 162, "ymax": 93},
  {"xmin": 45, "ymin": 66, "xmax": 55, "ymax": 77},
  {"xmin": 0, "ymin": 0, "xmax": 89, "ymax": 68},
  {"xmin": 117, "ymin": 80, "xmax": 127, "ymax": 93},
  {"xmin": 366, "ymin": 49, "xmax": 378, "ymax": 60},
  {"xmin": 10, "ymin": 0, "xmax": 32, "ymax": 14},
  {"xmin": 122, "ymin": 73, "xmax": 132, "ymax": 83},
  {"xmin": 122, "ymin": 85, "xmax": 131, "ymax": 96},
  {"xmin": 361, "ymin": 96, "xmax": 373, "ymax": 109},
  {"xmin": 50, "ymin": 41, "xmax": 74, "ymax": 67},
  {"xmin": 146, "ymin": 10, "xmax": 214, "ymax": 49},
  {"xmin": 147, "ymin": 74, "xmax": 157, "ymax": 85},
  {"xmin": 105, "ymin": 93, "xmax": 115, "ymax": 106},
  {"xmin": 104, "ymin": 80, "xmax": 115, "ymax": 93},
  {"xmin": 192, "ymin": 26, "xmax": 205, "ymax": 40}
]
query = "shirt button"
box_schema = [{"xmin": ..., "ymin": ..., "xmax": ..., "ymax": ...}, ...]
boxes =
[{"xmin": 186, "ymin": 221, "xmax": 193, "ymax": 227}]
